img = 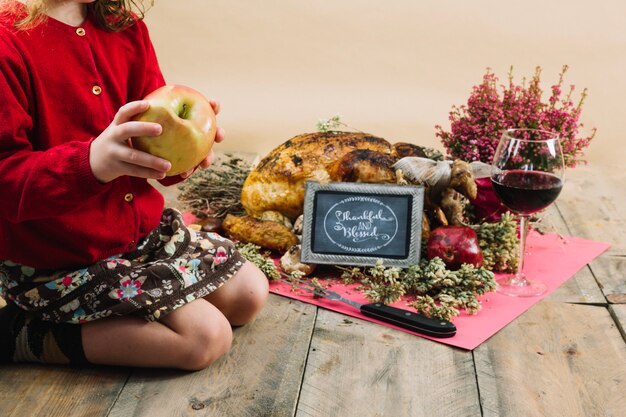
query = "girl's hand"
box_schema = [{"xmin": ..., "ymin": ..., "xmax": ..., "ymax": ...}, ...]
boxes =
[
  {"xmin": 180, "ymin": 99, "xmax": 225, "ymax": 179},
  {"xmin": 89, "ymin": 101, "xmax": 171, "ymax": 183}
]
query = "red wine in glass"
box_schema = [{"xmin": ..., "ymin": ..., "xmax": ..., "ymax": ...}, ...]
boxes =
[
  {"xmin": 491, "ymin": 170, "xmax": 563, "ymax": 215},
  {"xmin": 490, "ymin": 129, "xmax": 565, "ymax": 297}
]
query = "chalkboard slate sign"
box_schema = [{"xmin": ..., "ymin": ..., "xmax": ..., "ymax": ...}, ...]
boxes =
[{"xmin": 300, "ymin": 181, "xmax": 424, "ymax": 267}]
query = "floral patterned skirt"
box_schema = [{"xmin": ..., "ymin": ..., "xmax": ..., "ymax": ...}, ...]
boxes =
[{"xmin": 0, "ymin": 209, "xmax": 245, "ymax": 324}]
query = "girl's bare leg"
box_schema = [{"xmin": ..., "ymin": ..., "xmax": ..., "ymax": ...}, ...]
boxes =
[
  {"xmin": 82, "ymin": 299, "xmax": 232, "ymax": 370},
  {"xmin": 82, "ymin": 261, "xmax": 268, "ymax": 370},
  {"xmin": 203, "ymin": 261, "xmax": 269, "ymax": 326}
]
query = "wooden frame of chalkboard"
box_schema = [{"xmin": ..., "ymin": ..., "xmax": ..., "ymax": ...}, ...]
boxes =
[{"xmin": 300, "ymin": 181, "xmax": 424, "ymax": 267}]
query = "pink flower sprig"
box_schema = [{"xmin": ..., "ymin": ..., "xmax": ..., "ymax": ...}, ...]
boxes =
[{"xmin": 435, "ymin": 66, "xmax": 596, "ymax": 168}]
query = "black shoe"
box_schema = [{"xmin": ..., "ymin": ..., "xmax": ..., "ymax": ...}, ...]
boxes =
[{"xmin": 0, "ymin": 302, "xmax": 22, "ymax": 362}]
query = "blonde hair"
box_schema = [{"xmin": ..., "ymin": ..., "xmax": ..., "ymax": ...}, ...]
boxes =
[{"xmin": 2, "ymin": 0, "xmax": 153, "ymax": 31}]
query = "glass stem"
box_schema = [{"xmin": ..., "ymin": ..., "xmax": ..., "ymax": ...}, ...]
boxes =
[{"xmin": 516, "ymin": 215, "xmax": 529, "ymax": 281}]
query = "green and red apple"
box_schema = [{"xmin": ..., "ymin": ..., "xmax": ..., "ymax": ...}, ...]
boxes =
[{"xmin": 131, "ymin": 85, "xmax": 217, "ymax": 176}]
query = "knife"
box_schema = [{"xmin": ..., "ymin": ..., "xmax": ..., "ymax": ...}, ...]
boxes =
[{"xmin": 277, "ymin": 276, "xmax": 457, "ymax": 338}]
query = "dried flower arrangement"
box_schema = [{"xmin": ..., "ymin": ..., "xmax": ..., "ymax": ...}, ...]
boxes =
[
  {"xmin": 178, "ymin": 154, "xmax": 251, "ymax": 219},
  {"xmin": 435, "ymin": 65, "xmax": 596, "ymax": 168},
  {"xmin": 339, "ymin": 259, "xmax": 496, "ymax": 321}
]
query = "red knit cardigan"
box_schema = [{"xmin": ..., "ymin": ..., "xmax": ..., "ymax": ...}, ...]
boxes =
[{"xmin": 0, "ymin": 9, "xmax": 169, "ymax": 269}]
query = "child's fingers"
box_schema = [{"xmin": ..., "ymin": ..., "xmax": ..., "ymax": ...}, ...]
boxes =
[
  {"xmin": 180, "ymin": 150, "xmax": 215, "ymax": 179},
  {"xmin": 119, "ymin": 160, "xmax": 170, "ymax": 180},
  {"xmin": 115, "ymin": 121, "xmax": 162, "ymax": 143},
  {"xmin": 214, "ymin": 127, "xmax": 225, "ymax": 143},
  {"xmin": 114, "ymin": 100, "xmax": 151, "ymax": 124},
  {"xmin": 118, "ymin": 146, "xmax": 171, "ymax": 173},
  {"xmin": 179, "ymin": 168, "xmax": 194, "ymax": 179},
  {"xmin": 209, "ymin": 100, "xmax": 220, "ymax": 115}
]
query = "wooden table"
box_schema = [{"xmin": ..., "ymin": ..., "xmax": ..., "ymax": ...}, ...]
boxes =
[{"xmin": 1, "ymin": 164, "xmax": 625, "ymax": 417}]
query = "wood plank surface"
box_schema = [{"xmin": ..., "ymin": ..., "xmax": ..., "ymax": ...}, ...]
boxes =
[
  {"xmin": 610, "ymin": 304, "xmax": 626, "ymax": 342},
  {"xmin": 1, "ymin": 161, "xmax": 622, "ymax": 417},
  {"xmin": 475, "ymin": 301, "xmax": 626, "ymax": 417},
  {"xmin": 108, "ymin": 295, "xmax": 317, "ymax": 417},
  {"xmin": 540, "ymin": 205, "xmax": 606, "ymax": 304},
  {"xmin": 296, "ymin": 309, "xmax": 481, "ymax": 417},
  {"xmin": 0, "ymin": 363, "xmax": 128, "ymax": 417},
  {"xmin": 555, "ymin": 166, "xmax": 626, "ymax": 302}
]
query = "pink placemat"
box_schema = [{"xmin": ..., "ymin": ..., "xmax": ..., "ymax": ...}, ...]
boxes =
[{"xmin": 269, "ymin": 231, "xmax": 610, "ymax": 350}]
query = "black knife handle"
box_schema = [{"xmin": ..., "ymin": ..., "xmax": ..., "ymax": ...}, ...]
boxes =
[{"xmin": 360, "ymin": 303, "xmax": 456, "ymax": 338}]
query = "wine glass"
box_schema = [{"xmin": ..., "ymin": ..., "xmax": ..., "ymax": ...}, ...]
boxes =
[{"xmin": 490, "ymin": 129, "xmax": 565, "ymax": 297}]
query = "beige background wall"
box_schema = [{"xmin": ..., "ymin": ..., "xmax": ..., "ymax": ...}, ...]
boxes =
[{"xmin": 145, "ymin": 1, "xmax": 624, "ymax": 168}]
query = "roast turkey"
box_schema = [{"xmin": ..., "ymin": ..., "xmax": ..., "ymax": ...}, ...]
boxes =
[{"xmin": 239, "ymin": 131, "xmax": 423, "ymax": 220}]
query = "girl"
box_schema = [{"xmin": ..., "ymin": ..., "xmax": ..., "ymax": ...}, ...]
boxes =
[{"xmin": 0, "ymin": 0, "xmax": 269, "ymax": 370}]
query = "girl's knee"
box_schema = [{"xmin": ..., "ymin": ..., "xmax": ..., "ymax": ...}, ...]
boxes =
[
  {"xmin": 202, "ymin": 261, "xmax": 269, "ymax": 327},
  {"xmin": 231, "ymin": 262, "xmax": 269, "ymax": 325},
  {"xmin": 244, "ymin": 261, "xmax": 270, "ymax": 303},
  {"xmin": 179, "ymin": 311, "xmax": 233, "ymax": 371}
]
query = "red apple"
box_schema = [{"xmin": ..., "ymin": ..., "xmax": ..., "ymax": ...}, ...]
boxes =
[
  {"xmin": 426, "ymin": 226, "xmax": 484, "ymax": 270},
  {"xmin": 131, "ymin": 85, "xmax": 217, "ymax": 176}
]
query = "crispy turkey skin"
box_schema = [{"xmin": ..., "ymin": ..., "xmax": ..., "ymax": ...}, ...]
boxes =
[{"xmin": 240, "ymin": 131, "xmax": 394, "ymax": 220}]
